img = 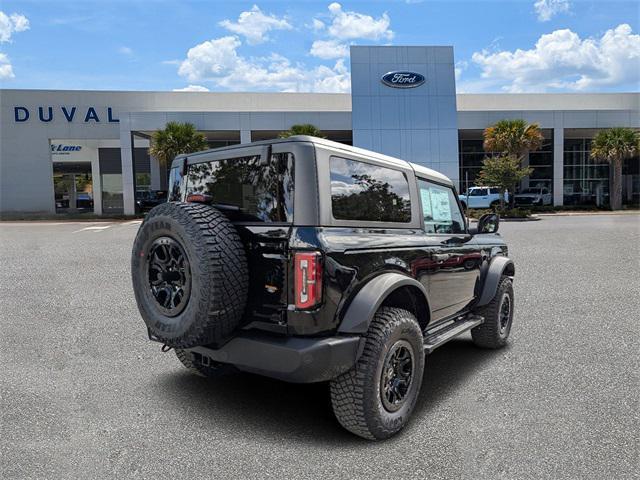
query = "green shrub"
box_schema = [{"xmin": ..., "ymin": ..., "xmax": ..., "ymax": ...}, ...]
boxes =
[
  {"xmin": 466, "ymin": 207, "xmax": 531, "ymax": 219},
  {"xmin": 499, "ymin": 207, "xmax": 532, "ymax": 218}
]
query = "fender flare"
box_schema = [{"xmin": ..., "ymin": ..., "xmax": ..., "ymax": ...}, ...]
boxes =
[
  {"xmin": 476, "ymin": 256, "xmax": 515, "ymax": 307},
  {"xmin": 337, "ymin": 273, "xmax": 430, "ymax": 334}
]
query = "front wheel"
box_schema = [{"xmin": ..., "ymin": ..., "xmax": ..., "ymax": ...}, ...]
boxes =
[
  {"xmin": 471, "ymin": 276, "xmax": 514, "ymax": 348},
  {"xmin": 330, "ymin": 307, "xmax": 425, "ymax": 440}
]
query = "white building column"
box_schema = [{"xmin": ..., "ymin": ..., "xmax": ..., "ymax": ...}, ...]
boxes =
[
  {"xmin": 91, "ymin": 150, "xmax": 102, "ymax": 215},
  {"xmin": 553, "ymin": 127, "xmax": 564, "ymax": 206},
  {"xmin": 120, "ymin": 116, "xmax": 136, "ymax": 215},
  {"xmin": 150, "ymin": 155, "xmax": 161, "ymax": 190},
  {"xmin": 240, "ymin": 129, "xmax": 251, "ymax": 144}
]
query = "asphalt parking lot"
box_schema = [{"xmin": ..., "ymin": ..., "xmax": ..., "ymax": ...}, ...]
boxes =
[{"xmin": 1, "ymin": 214, "xmax": 639, "ymax": 479}]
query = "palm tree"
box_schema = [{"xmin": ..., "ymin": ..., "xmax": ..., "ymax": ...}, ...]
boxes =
[
  {"xmin": 482, "ymin": 119, "xmax": 544, "ymax": 207},
  {"xmin": 279, "ymin": 124, "xmax": 325, "ymax": 138},
  {"xmin": 149, "ymin": 122, "xmax": 208, "ymax": 189},
  {"xmin": 483, "ymin": 119, "xmax": 544, "ymax": 159},
  {"xmin": 590, "ymin": 127, "xmax": 640, "ymax": 210}
]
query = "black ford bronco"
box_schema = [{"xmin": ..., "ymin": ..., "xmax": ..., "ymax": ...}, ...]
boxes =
[{"xmin": 131, "ymin": 136, "xmax": 515, "ymax": 440}]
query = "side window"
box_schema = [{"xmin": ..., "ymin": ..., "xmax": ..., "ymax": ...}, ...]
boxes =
[
  {"xmin": 489, "ymin": 188, "xmax": 500, "ymax": 195},
  {"xmin": 417, "ymin": 179, "xmax": 465, "ymax": 234},
  {"xmin": 330, "ymin": 156, "xmax": 411, "ymax": 222}
]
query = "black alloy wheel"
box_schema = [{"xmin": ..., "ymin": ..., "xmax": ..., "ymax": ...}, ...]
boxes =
[
  {"xmin": 380, "ymin": 340, "xmax": 415, "ymax": 412},
  {"xmin": 498, "ymin": 293, "xmax": 512, "ymax": 334},
  {"xmin": 146, "ymin": 236, "xmax": 191, "ymax": 317},
  {"xmin": 471, "ymin": 275, "xmax": 514, "ymax": 349}
]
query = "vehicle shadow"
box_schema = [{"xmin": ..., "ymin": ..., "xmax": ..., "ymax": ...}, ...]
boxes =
[{"xmin": 156, "ymin": 337, "xmax": 504, "ymax": 445}]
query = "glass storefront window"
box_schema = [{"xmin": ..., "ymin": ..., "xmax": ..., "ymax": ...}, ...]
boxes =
[
  {"xmin": 459, "ymin": 133, "xmax": 554, "ymax": 199},
  {"xmin": 136, "ymin": 173, "xmax": 151, "ymax": 191},
  {"xmin": 52, "ymin": 162, "xmax": 94, "ymax": 214},
  {"xmin": 563, "ymin": 137, "xmax": 610, "ymax": 206},
  {"xmin": 102, "ymin": 174, "xmax": 124, "ymax": 213}
]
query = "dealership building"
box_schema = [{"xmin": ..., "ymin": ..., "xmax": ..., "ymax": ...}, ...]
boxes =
[{"xmin": 1, "ymin": 45, "xmax": 638, "ymax": 216}]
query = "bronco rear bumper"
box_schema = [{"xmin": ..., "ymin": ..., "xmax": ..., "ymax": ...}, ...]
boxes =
[{"xmin": 186, "ymin": 333, "xmax": 362, "ymax": 383}]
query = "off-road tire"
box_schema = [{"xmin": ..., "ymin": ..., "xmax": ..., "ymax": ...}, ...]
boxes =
[
  {"xmin": 174, "ymin": 349, "xmax": 237, "ymax": 378},
  {"xmin": 490, "ymin": 200, "xmax": 500, "ymax": 210},
  {"xmin": 131, "ymin": 202, "xmax": 248, "ymax": 348},
  {"xmin": 471, "ymin": 275, "xmax": 514, "ymax": 348},
  {"xmin": 330, "ymin": 307, "xmax": 425, "ymax": 440}
]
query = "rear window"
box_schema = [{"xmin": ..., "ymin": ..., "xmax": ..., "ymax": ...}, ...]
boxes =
[
  {"xmin": 330, "ymin": 156, "xmax": 411, "ymax": 223},
  {"xmin": 186, "ymin": 153, "xmax": 294, "ymax": 222}
]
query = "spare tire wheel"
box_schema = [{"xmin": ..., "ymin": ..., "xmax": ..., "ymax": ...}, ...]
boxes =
[{"xmin": 131, "ymin": 202, "xmax": 248, "ymax": 348}]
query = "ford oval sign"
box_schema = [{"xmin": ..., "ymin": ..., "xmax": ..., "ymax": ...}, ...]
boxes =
[{"xmin": 381, "ymin": 71, "xmax": 425, "ymax": 88}]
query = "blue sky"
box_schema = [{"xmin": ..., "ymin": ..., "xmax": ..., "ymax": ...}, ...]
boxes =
[{"xmin": 1, "ymin": 0, "xmax": 638, "ymax": 93}]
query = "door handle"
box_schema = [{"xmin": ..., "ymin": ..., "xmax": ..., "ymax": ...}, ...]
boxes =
[{"xmin": 433, "ymin": 253, "xmax": 450, "ymax": 262}]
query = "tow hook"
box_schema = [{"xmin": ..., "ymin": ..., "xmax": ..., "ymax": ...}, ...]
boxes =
[{"xmin": 161, "ymin": 344, "xmax": 173, "ymax": 353}]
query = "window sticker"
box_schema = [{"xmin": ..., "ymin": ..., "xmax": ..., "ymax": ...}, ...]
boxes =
[
  {"xmin": 420, "ymin": 188, "xmax": 432, "ymax": 220},
  {"xmin": 430, "ymin": 188, "xmax": 452, "ymax": 223}
]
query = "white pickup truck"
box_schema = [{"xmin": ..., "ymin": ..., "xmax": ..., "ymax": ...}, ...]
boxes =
[{"xmin": 459, "ymin": 186, "xmax": 507, "ymax": 210}]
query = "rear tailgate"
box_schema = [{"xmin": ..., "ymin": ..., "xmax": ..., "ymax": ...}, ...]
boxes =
[{"xmin": 183, "ymin": 150, "xmax": 296, "ymax": 332}]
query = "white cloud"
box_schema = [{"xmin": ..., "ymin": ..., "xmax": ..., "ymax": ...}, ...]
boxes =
[
  {"xmin": 308, "ymin": 4, "xmax": 393, "ymax": 60},
  {"xmin": 324, "ymin": 3, "xmax": 393, "ymax": 41},
  {"xmin": 177, "ymin": 4, "xmax": 397, "ymax": 92},
  {"xmin": 118, "ymin": 46, "xmax": 133, "ymax": 56},
  {"xmin": 219, "ymin": 5, "xmax": 291, "ymax": 45},
  {"xmin": 454, "ymin": 60, "xmax": 468, "ymax": 81},
  {"xmin": 0, "ymin": 11, "xmax": 29, "ymax": 43},
  {"xmin": 178, "ymin": 36, "xmax": 243, "ymax": 82},
  {"xmin": 311, "ymin": 18, "xmax": 325, "ymax": 31},
  {"xmin": 534, "ymin": 0, "xmax": 570, "ymax": 22},
  {"xmin": 0, "ymin": 52, "xmax": 14, "ymax": 79},
  {"xmin": 177, "ymin": 35, "xmax": 350, "ymax": 93},
  {"xmin": 471, "ymin": 24, "xmax": 640, "ymax": 92},
  {"xmin": 173, "ymin": 85, "xmax": 210, "ymax": 92},
  {"xmin": 310, "ymin": 39, "xmax": 349, "ymax": 59}
]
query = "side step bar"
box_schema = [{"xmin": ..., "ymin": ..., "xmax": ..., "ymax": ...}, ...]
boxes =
[{"xmin": 423, "ymin": 314, "xmax": 484, "ymax": 354}]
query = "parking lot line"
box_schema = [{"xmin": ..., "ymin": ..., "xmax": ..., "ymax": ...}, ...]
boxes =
[{"xmin": 72, "ymin": 225, "xmax": 113, "ymax": 233}]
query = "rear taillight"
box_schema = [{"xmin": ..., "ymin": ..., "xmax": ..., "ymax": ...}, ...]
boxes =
[{"xmin": 294, "ymin": 251, "xmax": 323, "ymax": 309}]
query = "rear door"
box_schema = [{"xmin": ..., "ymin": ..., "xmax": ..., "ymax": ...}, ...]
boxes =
[
  {"xmin": 416, "ymin": 178, "xmax": 482, "ymax": 321},
  {"xmin": 184, "ymin": 149, "xmax": 296, "ymax": 331}
]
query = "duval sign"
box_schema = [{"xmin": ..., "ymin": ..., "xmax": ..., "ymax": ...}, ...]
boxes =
[
  {"xmin": 381, "ymin": 71, "xmax": 426, "ymax": 88},
  {"xmin": 14, "ymin": 106, "xmax": 119, "ymax": 123}
]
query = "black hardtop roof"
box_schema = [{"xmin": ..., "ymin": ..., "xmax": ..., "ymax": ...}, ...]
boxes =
[{"xmin": 173, "ymin": 135, "xmax": 452, "ymax": 186}]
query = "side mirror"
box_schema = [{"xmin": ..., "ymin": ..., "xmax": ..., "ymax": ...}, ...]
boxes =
[{"xmin": 476, "ymin": 213, "xmax": 500, "ymax": 234}]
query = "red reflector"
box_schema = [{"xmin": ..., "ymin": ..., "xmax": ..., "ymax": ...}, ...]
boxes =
[
  {"xmin": 294, "ymin": 251, "xmax": 323, "ymax": 309},
  {"xmin": 186, "ymin": 193, "xmax": 211, "ymax": 203}
]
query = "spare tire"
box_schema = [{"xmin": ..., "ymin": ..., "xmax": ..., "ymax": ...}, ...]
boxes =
[{"xmin": 131, "ymin": 202, "xmax": 248, "ymax": 348}]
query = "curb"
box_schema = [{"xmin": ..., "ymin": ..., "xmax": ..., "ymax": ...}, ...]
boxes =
[{"xmin": 536, "ymin": 211, "xmax": 639, "ymax": 217}]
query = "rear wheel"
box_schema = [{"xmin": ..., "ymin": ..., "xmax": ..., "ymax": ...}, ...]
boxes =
[
  {"xmin": 472, "ymin": 275, "xmax": 514, "ymax": 348},
  {"xmin": 330, "ymin": 307, "xmax": 425, "ymax": 440},
  {"xmin": 490, "ymin": 200, "xmax": 500, "ymax": 210}
]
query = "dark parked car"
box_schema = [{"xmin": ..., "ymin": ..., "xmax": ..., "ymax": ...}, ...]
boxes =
[
  {"xmin": 131, "ymin": 136, "xmax": 515, "ymax": 440},
  {"xmin": 135, "ymin": 190, "xmax": 167, "ymax": 212}
]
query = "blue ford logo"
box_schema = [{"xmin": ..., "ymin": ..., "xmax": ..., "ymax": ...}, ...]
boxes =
[{"xmin": 381, "ymin": 71, "xmax": 426, "ymax": 88}]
